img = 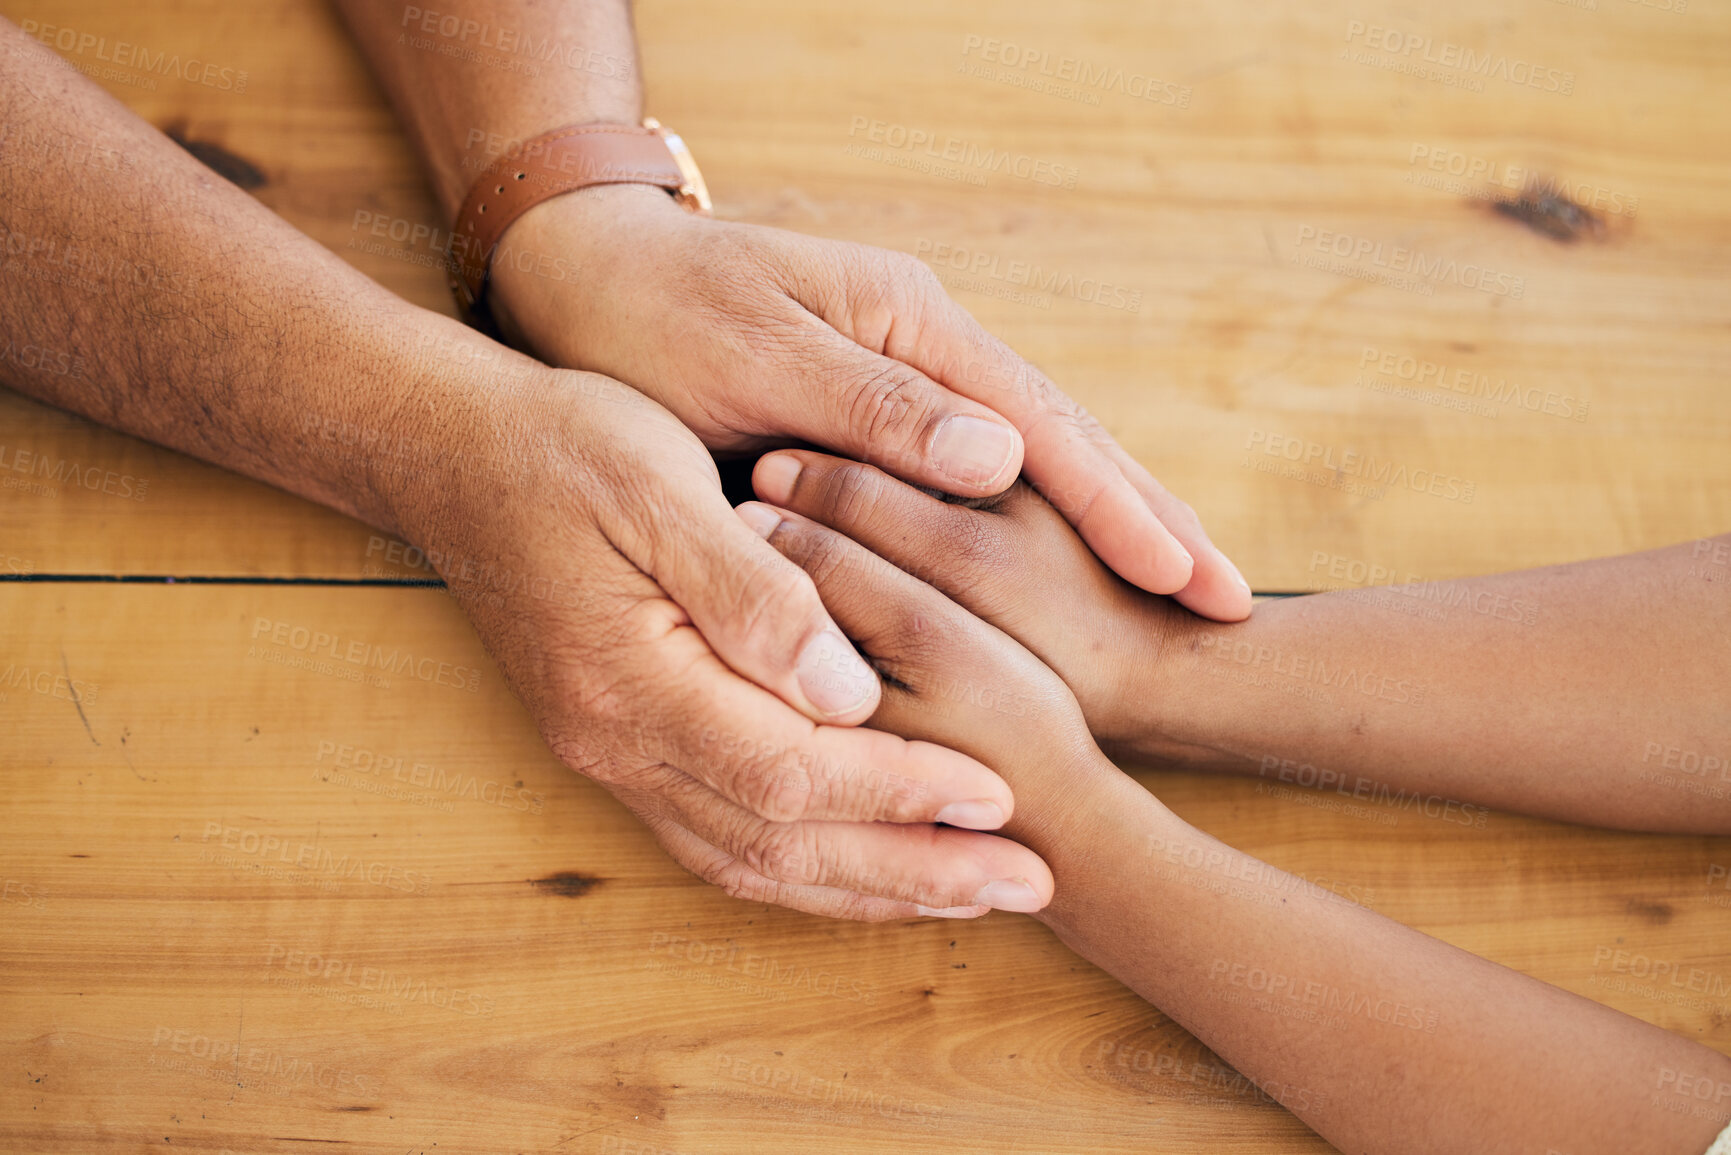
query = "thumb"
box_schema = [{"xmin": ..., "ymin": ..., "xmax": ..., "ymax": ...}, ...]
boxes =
[
  {"xmin": 877, "ymin": 287, "xmax": 1208, "ymax": 599},
  {"xmin": 750, "ymin": 236, "xmax": 1027, "ymax": 496},
  {"xmin": 769, "ymin": 323, "xmax": 1027, "ymax": 497},
  {"xmin": 625, "ymin": 469, "xmax": 882, "ymax": 725}
]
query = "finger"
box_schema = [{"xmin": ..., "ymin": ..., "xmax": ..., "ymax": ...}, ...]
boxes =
[
  {"xmin": 748, "ymin": 240, "xmax": 1026, "ymax": 496},
  {"xmin": 741, "ymin": 500, "xmax": 998, "ymax": 705},
  {"xmin": 759, "ymin": 446, "xmax": 1248, "ymax": 625},
  {"xmin": 619, "ymin": 462, "xmax": 882, "ymax": 726},
  {"xmin": 878, "ymin": 289, "xmax": 1216, "ymax": 599},
  {"xmin": 740, "ymin": 500, "xmax": 1087, "ymax": 762},
  {"xmin": 751, "ymin": 321, "xmax": 1026, "ymax": 497},
  {"xmin": 637, "ymin": 807, "xmax": 952, "ymax": 921},
  {"xmin": 1096, "ymin": 439, "xmax": 1251, "ymax": 622},
  {"xmin": 616, "ymin": 768, "xmax": 1048, "ymax": 913},
  {"xmin": 630, "ymin": 621, "xmax": 1016, "ymax": 828},
  {"xmin": 791, "ymin": 240, "xmax": 1242, "ymax": 606},
  {"xmin": 753, "ymin": 448, "xmax": 1016, "ymax": 601}
]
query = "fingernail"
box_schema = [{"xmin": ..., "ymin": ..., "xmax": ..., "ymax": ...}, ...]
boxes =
[
  {"xmin": 934, "ymin": 799, "xmax": 1006, "ymax": 830},
  {"xmin": 915, "ymin": 904, "xmax": 988, "ymax": 919},
  {"xmin": 797, "ymin": 628, "xmax": 877, "ymax": 717},
  {"xmin": 931, "ymin": 415, "xmax": 1016, "ymax": 488},
  {"xmin": 973, "ymin": 879, "xmax": 1045, "ymax": 913},
  {"xmin": 1162, "ymin": 544, "xmax": 1195, "ymax": 592},
  {"xmin": 735, "ymin": 502, "xmax": 780, "ymax": 539},
  {"xmin": 754, "ymin": 453, "xmax": 802, "ymax": 505}
]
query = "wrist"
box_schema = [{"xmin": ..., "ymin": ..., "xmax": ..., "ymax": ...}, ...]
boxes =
[
  {"xmin": 1103, "ymin": 608, "xmax": 1244, "ymax": 768},
  {"xmin": 484, "ymin": 182, "xmax": 689, "ymax": 361},
  {"xmin": 1026, "ymin": 767, "xmax": 1186, "ymax": 931},
  {"xmin": 333, "ymin": 306, "xmax": 563, "ymax": 543},
  {"xmin": 1000, "ymin": 742, "xmax": 1162, "ymax": 865}
]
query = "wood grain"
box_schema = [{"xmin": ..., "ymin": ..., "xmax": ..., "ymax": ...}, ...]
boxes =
[
  {"xmin": 3, "ymin": 584, "xmax": 1728, "ymax": 1152},
  {"xmin": 2, "ymin": 0, "xmax": 1729, "ymax": 1151},
  {"xmin": 0, "ymin": 0, "xmax": 1726, "ymax": 585}
]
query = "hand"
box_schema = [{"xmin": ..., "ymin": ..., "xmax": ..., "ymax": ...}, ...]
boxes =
[
  {"xmin": 747, "ymin": 449, "xmax": 1194, "ymax": 753},
  {"xmin": 730, "ymin": 497, "xmax": 1129, "ymax": 859},
  {"xmin": 390, "ymin": 357, "xmax": 1054, "ymax": 920},
  {"xmin": 484, "ymin": 183, "xmax": 1251, "ymax": 621}
]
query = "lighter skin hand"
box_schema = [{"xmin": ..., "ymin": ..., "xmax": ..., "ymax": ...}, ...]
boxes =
[
  {"xmin": 329, "ymin": 0, "xmax": 1252, "ymax": 620},
  {"xmin": 0, "ymin": 14, "xmax": 1053, "ymax": 923},
  {"xmin": 490, "ymin": 183, "xmax": 1252, "ymax": 620}
]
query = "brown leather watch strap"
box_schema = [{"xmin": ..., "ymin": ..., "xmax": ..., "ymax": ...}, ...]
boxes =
[{"xmin": 448, "ymin": 122, "xmax": 696, "ymax": 314}]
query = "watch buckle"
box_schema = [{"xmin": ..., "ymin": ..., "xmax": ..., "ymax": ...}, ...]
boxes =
[{"xmin": 644, "ymin": 117, "xmax": 713, "ymax": 216}]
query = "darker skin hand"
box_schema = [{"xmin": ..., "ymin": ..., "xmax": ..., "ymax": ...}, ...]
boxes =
[{"xmin": 747, "ymin": 448, "xmax": 1193, "ymax": 752}]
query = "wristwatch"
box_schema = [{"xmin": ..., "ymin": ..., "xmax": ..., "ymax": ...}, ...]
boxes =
[{"xmin": 448, "ymin": 117, "xmax": 712, "ymax": 325}]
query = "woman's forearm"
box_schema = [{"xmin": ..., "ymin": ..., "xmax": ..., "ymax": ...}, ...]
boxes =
[
  {"xmin": 747, "ymin": 489, "xmax": 1731, "ymax": 1153},
  {"xmin": 730, "ymin": 452, "xmax": 1731, "ymax": 833},
  {"xmin": 1136, "ymin": 537, "xmax": 1731, "ymax": 832},
  {"xmin": 1030, "ymin": 769, "xmax": 1731, "ymax": 1155}
]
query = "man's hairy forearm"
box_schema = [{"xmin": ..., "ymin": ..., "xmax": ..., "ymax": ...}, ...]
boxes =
[
  {"xmin": 0, "ymin": 19, "xmax": 535, "ymax": 534},
  {"xmin": 334, "ymin": 0, "xmax": 642, "ymax": 216},
  {"xmin": 1141, "ymin": 538, "xmax": 1731, "ymax": 831}
]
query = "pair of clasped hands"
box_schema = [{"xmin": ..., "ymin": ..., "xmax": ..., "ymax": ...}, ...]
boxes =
[{"xmin": 441, "ymin": 181, "xmax": 1252, "ymax": 921}]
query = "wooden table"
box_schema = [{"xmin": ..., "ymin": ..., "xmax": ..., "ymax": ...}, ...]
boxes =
[{"xmin": 3, "ymin": 0, "xmax": 1728, "ymax": 1151}]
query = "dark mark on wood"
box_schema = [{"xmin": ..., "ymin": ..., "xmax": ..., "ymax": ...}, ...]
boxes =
[
  {"xmin": 531, "ymin": 872, "xmax": 605, "ymax": 898},
  {"xmin": 1626, "ymin": 898, "xmax": 1674, "ymax": 925},
  {"xmin": 161, "ymin": 121, "xmax": 267, "ymax": 190},
  {"xmin": 1490, "ymin": 180, "xmax": 1605, "ymax": 243},
  {"xmin": 60, "ymin": 649, "xmax": 99, "ymax": 746},
  {"xmin": 268, "ymin": 1139, "xmax": 350, "ymax": 1144}
]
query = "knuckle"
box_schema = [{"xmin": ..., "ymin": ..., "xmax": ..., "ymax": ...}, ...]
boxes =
[
  {"xmin": 546, "ymin": 733, "xmax": 613, "ymax": 783},
  {"xmin": 778, "ymin": 526, "xmax": 858, "ymax": 599},
  {"xmin": 847, "ymin": 364, "xmax": 938, "ymax": 456},
  {"xmin": 817, "ymin": 462, "xmax": 888, "ymax": 531},
  {"xmin": 888, "ymin": 248, "xmax": 939, "ymax": 289},
  {"xmin": 951, "ymin": 515, "xmax": 1009, "ymax": 570},
  {"xmin": 1025, "ymin": 367, "xmax": 1077, "ymax": 414},
  {"xmin": 745, "ymin": 758, "xmax": 817, "ymax": 824},
  {"xmin": 1164, "ymin": 495, "xmax": 1204, "ymax": 532},
  {"xmin": 892, "ymin": 605, "xmax": 974, "ymax": 681},
  {"xmin": 694, "ymin": 732, "xmax": 809, "ymax": 822},
  {"xmin": 743, "ymin": 822, "xmax": 826, "ymax": 886},
  {"xmin": 722, "ymin": 556, "xmax": 818, "ymax": 656},
  {"xmin": 1042, "ymin": 476, "xmax": 1108, "ymax": 523},
  {"xmin": 716, "ymin": 864, "xmax": 779, "ymax": 906},
  {"xmin": 674, "ymin": 837, "xmax": 739, "ymax": 890}
]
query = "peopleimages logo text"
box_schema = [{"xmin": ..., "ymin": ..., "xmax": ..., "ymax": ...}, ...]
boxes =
[
  {"xmin": 1343, "ymin": 21, "xmax": 1574, "ymax": 95},
  {"xmin": 1295, "ymin": 226, "xmax": 1524, "ymax": 298},
  {"xmin": 846, "ymin": 117, "xmax": 1078, "ymax": 189},
  {"xmin": 17, "ymin": 20, "xmax": 249, "ymax": 91},
  {"xmin": 1244, "ymin": 429, "xmax": 1477, "ymax": 504},
  {"xmin": 248, "ymin": 617, "xmax": 481, "ymax": 693},
  {"xmin": 959, "ymin": 35, "xmax": 1190, "ymax": 107}
]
